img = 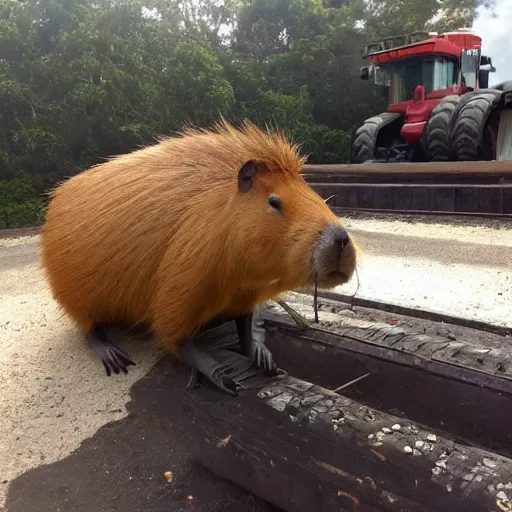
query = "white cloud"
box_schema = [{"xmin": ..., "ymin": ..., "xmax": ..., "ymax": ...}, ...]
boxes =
[{"xmin": 472, "ymin": 0, "xmax": 512, "ymax": 85}]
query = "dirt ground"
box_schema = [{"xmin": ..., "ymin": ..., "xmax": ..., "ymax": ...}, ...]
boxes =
[{"xmin": 1, "ymin": 214, "xmax": 511, "ymax": 510}]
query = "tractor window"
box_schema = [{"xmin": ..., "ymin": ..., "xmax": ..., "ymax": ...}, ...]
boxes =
[{"xmin": 381, "ymin": 56, "xmax": 458, "ymax": 103}]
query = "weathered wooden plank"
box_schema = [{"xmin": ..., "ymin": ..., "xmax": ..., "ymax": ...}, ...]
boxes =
[
  {"xmin": 257, "ymin": 302, "xmax": 512, "ymax": 460},
  {"xmin": 186, "ymin": 323, "xmax": 512, "ymax": 512},
  {"xmin": 302, "ymin": 161, "xmax": 512, "ymax": 176},
  {"xmin": 316, "ymin": 290, "xmax": 512, "ymax": 337},
  {"xmin": 263, "ymin": 301, "xmax": 512, "ymax": 389},
  {"xmin": 301, "ymin": 173, "xmax": 508, "ymax": 185},
  {"xmin": 308, "ymin": 183, "xmax": 512, "ymax": 216}
]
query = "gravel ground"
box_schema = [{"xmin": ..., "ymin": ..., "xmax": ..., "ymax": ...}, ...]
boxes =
[
  {"xmin": 1, "ymin": 216, "xmax": 512, "ymax": 509},
  {"xmin": 0, "ymin": 240, "xmax": 161, "ymax": 509},
  {"xmin": 334, "ymin": 215, "xmax": 512, "ymax": 328}
]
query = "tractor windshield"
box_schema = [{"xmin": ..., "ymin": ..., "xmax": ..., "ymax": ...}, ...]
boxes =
[{"xmin": 378, "ymin": 56, "xmax": 458, "ymax": 103}]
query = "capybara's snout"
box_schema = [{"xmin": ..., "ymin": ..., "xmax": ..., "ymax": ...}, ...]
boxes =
[{"xmin": 312, "ymin": 222, "xmax": 357, "ymax": 288}]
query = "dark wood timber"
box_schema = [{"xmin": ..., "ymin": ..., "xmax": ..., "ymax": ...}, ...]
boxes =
[
  {"xmin": 261, "ymin": 308, "xmax": 512, "ymax": 459},
  {"xmin": 302, "ymin": 161, "xmax": 512, "ymax": 176},
  {"xmin": 186, "ymin": 321, "xmax": 512, "ymax": 512},
  {"xmin": 301, "ymin": 161, "xmax": 512, "ymax": 216},
  {"xmin": 316, "ymin": 290, "xmax": 512, "ymax": 337}
]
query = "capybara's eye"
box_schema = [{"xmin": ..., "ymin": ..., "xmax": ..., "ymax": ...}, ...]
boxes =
[{"xmin": 268, "ymin": 195, "xmax": 282, "ymax": 212}]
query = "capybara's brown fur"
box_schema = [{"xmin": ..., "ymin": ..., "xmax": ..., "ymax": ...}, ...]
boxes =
[{"xmin": 40, "ymin": 120, "xmax": 358, "ymax": 355}]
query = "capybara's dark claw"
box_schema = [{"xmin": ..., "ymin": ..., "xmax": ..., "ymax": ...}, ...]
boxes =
[
  {"xmin": 186, "ymin": 368, "xmax": 203, "ymax": 390},
  {"xmin": 218, "ymin": 375, "xmax": 238, "ymax": 395},
  {"xmin": 236, "ymin": 310, "xmax": 278, "ymax": 376},
  {"xmin": 87, "ymin": 326, "xmax": 136, "ymax": 376},
  {"xmin": 252, "ymin": 343, "xmax": 278, "ymax": 376}
]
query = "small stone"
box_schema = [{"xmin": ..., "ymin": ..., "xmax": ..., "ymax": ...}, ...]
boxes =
[
  {"xmin": 506, "ymin": 483, "xmax": 512, "ymax": 490},
  {"xmin": 475, "ymin": 475, "xmax": 483, "ymax": 482},
  {"xmin": 333, "ymin": 424, "xmax": 339, "ymax": 431},
  {"xmin": 432, "ymin": 466, "xmax": 442, "ymax": 476},
  {"xmin": 483, "ymin": 458, "xmax": 497, "ymax": 468},
  {"xmin": 426, "ymin": 434, "xmax": 437, "ymax": 442},
  {"xmin": 368, "ymin": 434, "xmax": 375, "ymax": 439},
  {"xmin": 423, "ymin": 442, "xmax": 434, "ymax": 452},
  {"xmin": 391, "ymin": 424, "xmax": 401, "ymax": 431},
  {"xmin": 413, "ymin": 449, "xmax": 422, "ymax": 456},
  {"xmin": 496, "ymin": 491, "xmax": 509, "ymax": 501},
  {"xmin": 497, "ymin": 483, "xmax": 505, "ymax": 489},
  {"xmin": 435, "ymin": 460, "xmax": 447, "ymax": 469},
  {"xmin": 488, "ymin": 485, "xmax": 496, "ymax": 493},
  {"xmin": 446, "ymin": 483, "xmax": 452, "ymax": 492},
  {"xmin": 382, "ymin": 427, "xmax": 392, "ymax": 434},
  {"xmin": 415, "ymin": 440, "xmax": 425, "ymax": 449},
  {"xmin": 404, "ymin": 446, "xmax": 413, "ymax": 454},
  {"xmin": 463, "ymin": 474, "xmax": 474, "ymax": 481},
  {"xmin": 164, "ymin": 471, "xmax": 173, "ymax": 482}
]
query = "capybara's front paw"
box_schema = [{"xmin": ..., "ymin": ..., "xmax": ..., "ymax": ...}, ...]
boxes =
[
  {"xmin": 87, "ymin": 326, "xmax": 136, "ymax": 376},
  {"xmin": 250, "ymin": 343, "xmax": 278, "ymax": 376}
]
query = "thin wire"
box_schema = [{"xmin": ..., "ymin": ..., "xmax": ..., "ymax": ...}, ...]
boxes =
[{"xmin": 314, "ymin": 274, "xmax": 319, "ymax": 323}]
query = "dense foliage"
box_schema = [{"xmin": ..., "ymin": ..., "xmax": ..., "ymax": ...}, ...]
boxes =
[{"xmin": 0, "ymin": 0, "xmax": 492, "ymax": 226}]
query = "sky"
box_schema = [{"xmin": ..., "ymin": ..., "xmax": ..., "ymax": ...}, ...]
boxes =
[{"xmin": 472, "ymin": 0, "xmax": 512, "ymax": 85}]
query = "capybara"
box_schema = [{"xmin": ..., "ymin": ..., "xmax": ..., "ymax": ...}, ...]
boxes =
[{"xmin": 40, "ymin": 119, "xmax": 358, "ymax": 395}]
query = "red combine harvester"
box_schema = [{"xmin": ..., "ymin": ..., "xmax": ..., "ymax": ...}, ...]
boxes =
[{"xmin": 350, "ymin": 29, "xmax": 512, "ymax": 163}]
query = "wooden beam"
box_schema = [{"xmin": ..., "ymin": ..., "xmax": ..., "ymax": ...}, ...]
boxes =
[
  {"xmin": 302, "ymin": 161, "xmax": 512, "ymax": 177},
  {"xmin": 185, "ymin": 320, "xmax": 512, "ymax": 512},
  {"xmin": 261, "ymin": 305, "xmax": 512, "ymax": 460}
]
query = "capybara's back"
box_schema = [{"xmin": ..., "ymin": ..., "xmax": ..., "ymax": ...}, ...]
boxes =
[
  {"xmin": 41, "ymin": 125, "xmax": 250, "ymax": 334},
  {"xmin": 41, "ymin": 147, "xmax": 175, "ymax": 333}
]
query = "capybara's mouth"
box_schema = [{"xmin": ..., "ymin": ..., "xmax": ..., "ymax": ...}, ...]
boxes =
[{"xmin": 316, "ymin": 271, "xmax": 350, "ymax": 289}]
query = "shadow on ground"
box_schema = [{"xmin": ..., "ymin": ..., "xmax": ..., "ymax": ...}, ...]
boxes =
[{"xmin": 5, "ymin": 355, "xmax": 281, "ymax": 512}]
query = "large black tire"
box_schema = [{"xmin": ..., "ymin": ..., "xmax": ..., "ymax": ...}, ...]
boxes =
[
  {"xmin": 350, "ymin": 116, "xmax": 380, "ymax": 163},
  {"xmin": 350, "ymin": 112, "xmax": 402, "ymax": 163},
  {"xmin": 423, "ymin": 95, "xmax": 461, "ymax": 161},
  {"xmin": 450, "ymin": 90, "xmax": 502, "ymax": 161}
]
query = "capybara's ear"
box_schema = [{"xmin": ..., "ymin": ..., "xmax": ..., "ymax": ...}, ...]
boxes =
[{"xmin": 237, "ymin": 160, "xmax": 259, "ymax": 193}]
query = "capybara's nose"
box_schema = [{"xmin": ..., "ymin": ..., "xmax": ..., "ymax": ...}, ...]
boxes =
[
  {"xmin": 331, "ymin": 224, "xmax": 350, "ymax": 250},
  {"xmin": 321, "ymin": 224, "xmax": 350, "ymax": 252},
  {"xmin": 314, "ymin": 223, "xmax": 351, "ymax": 277}
]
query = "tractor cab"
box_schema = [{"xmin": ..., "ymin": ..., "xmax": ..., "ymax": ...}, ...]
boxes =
[{"xmin": 360, "ymin": 30, "xmax": 495, "ymax": 110}]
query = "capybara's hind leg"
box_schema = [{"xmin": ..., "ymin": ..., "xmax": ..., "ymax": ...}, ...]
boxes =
[
  {"xmin": 179, "ymin": 339, "xmax": 242, "ymax": 396},
  {"xmin": 86, "ymin": 326, "xmax": 136, "ymax": 376},
  {"xmin": 235, "ymin": 310, "xmax": 278, "ymax": 375}
]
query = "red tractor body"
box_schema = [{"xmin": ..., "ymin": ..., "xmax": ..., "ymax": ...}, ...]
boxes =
[{"xmin": 351, "ymin": 29, "xmax": 512, "ymax": 163}]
